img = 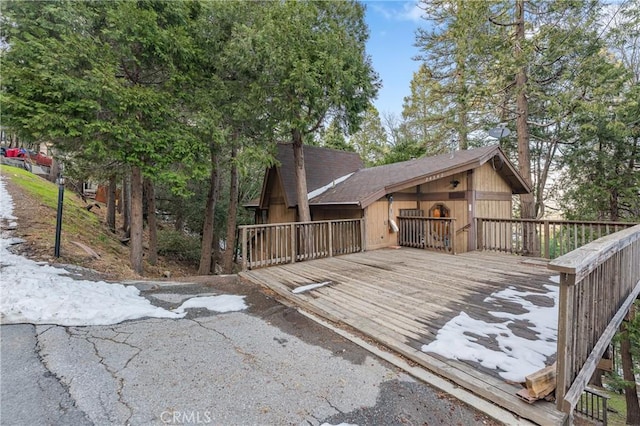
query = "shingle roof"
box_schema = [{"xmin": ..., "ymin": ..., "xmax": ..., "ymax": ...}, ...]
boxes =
[
  {"xmin": 274, "ymin": 143, "xmax": 364, "ymax": 208},
  {"xmin": 309, "ymin": 145, "xmax": 530, "ymax": 208}
]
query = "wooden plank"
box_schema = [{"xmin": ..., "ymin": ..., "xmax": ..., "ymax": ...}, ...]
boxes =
[{"xmin": 525, "ymin": 362, "xmax": 556, "ymax": 399}]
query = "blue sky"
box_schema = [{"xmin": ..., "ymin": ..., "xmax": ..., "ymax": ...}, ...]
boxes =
[{"xmin": 363, "ymin": 1, "xmax": 425, "ymax": 118}]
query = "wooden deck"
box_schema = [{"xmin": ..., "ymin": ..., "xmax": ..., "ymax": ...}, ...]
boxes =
[{"xmin": 240, "ymin": 248, "xmax": 567, "ymax": 425}]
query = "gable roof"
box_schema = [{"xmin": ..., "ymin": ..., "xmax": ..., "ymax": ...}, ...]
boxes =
[
  {"xmin": 262, "ymin": 143, "xmax": 364, "ymax": 208},
  {"xmin": 309, "ymin": 145, "xmax": 530, "ymax": 208}
]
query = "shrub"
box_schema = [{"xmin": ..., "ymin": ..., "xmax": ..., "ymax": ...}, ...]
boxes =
[{"xmin": 157, "ymin": 230, "xmax": 201, "ymax": 263}]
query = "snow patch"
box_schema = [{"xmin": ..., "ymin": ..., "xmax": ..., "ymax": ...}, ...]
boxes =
[
  {"xmin": 307, "ymin": 173, "xmax": 354, "ymax": 200},
  {"xmin": 173, "ymin": 295, "xmax": 247, "ymax": 314},
  {"xmin": 422, "ymin": 276, "xmax": 559, "ymax": 383},
  {"xmin": 0, "ymin": 177, "xmax": 246, "ymax": 326},
  {"xmin": 292, "ymin": 281, "xmax": 331, "ymax": 294}
]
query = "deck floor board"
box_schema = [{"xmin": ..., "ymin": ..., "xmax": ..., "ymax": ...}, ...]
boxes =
[{"xmin": 240, "ymin": 248, "xmax": 566, "ymax": 425}]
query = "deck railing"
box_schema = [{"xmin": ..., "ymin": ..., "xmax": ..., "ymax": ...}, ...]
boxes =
[
  {"xmin": 476, "ymin": 218, "xmax": 637, "ymax": 259},
  {"xmin": 397, "ymin": 216, "xmax": 456, "ymax": 254},
  {"xmin": 239, "ymin": 218, "xmax": 364, "ymax": 270},
  {"xmin": 575, "ymin": 387, "xmax": 609, "ymax": 425},
  {"xmin": 548, "ymin": 224, "xmax": 640, "ymax": 419}
]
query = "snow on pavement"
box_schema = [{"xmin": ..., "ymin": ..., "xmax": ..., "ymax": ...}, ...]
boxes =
[
  {"xmin": 173, "ymin": 294, "xmax": 247, "ymax": 314},
  {"xmin": 0, "ymin": 176, "xmax": 246, "ymax": 326},
  {"xmin": 422, "ymin": 277, "xmax": 559, "ymax": 383}
]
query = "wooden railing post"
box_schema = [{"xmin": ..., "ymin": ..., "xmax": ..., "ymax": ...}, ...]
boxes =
[
  {"xmin": 555, "ymin": 272, "xmax": 575, "ymax": 413},
  {"xmin": 544, "ymin": 220, "xmax": 550, "ymax": 259},
  {"xmin": 290, "ymin": 223, "xmax": 296, "ymax": 264},
  {"xmin": 360, "ymin": 218, "xmax": 366, "ymax": 252},
  {"xmin": 450, "ymin": 218, "xmax": 456, "ymax": 254},
  {"xmin": 476, "ymin": 218, "xmax": 483, "ymax": 251},
  {"xmin": 241, "ymin": 226, "xmax": 248, "ymax": 271},
  {"xmin": 328, "ymin": 221, "xmax": 333, "ymax": 257}
]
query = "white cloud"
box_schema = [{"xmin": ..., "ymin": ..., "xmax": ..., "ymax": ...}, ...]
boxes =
[{"xmin": 371, "ymin": 1, "xmax": 424, "ymax": 23}]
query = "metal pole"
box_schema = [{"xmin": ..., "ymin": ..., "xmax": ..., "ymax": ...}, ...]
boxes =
[{"xmin": 54, "ymin": 175, "xmax": 65, "ymax": 257}]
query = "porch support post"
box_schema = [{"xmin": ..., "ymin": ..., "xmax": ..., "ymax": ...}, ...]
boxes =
[
  {"xmin": 466, "ymin": 170, "xmax": 475, "ymax": 253},
  {"xmin": 476, "ymin": 218, "xmax": 483, "ymax": 251}
]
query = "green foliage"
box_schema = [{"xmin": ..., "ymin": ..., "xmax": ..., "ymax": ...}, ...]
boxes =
[
  {"xmin": 1, "ymin": 0, "xmax": 209, "ymax": 193},
  {"xmin": 349, "ymin": 105, "xmax": 389, "ymax": 166},
  {"xmin": 412, "ymin": 0, "xmax": 494, "ymax": 151},
  {"xmin": 157, "ymin": 229, "xmax": 201, "ymax": 264},
  {"xmin": 318, "ymin": 120, "xmax": 355, "ymax": 152},
  {"xmin": 607, "ymin": 302, "xmax": 640, "ymax": 393}
]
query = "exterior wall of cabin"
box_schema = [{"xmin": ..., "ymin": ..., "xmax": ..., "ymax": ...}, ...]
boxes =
[
  {"xmin": 415, "ymin": 172, "xmax": 469, "ymax": 253},
  {"xmin": 264, "ymin": 172, "xmax": 296, "ymax": 224},
  {"xmin": 311, "ymin": 207, "xmax": 362, "ymax": 221},
  {"xmin": 364, "ymin": 198, "xmax": 416, "ymax": 250},
  {"xmin": 256, "ymin": 161, "xmax": 520, "ymax": 255},
  {"xmin": 473, "ymin": 162, "xmax": 513, "ymax": 219}
]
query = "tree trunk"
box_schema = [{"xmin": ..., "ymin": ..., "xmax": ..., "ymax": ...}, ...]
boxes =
[
  {"xmin": 621, "ymin": 321, "xmax": 640, "ymax": 425},
  {"xmin": 292, "ymin": 129, "xmax": 311, "ymax": 222},
  {"xmin": 130, "ymin": 166, "xmax": 144, "ymax": 275},
  {"xmin": 514, "ymin": 0, "xmax": 536, "ymax": 256},
  {"xmin": 122, "ymin": 173, "xmax": 131, "ymax": 237},
  {"xmin": 222, "ymin": 144, "xmax": 239, "ymax": 274},
  {"xmin": 514, "ymin": 0, "xmax": 533, "ymax": 219},
  {"xmin": 106, "ymin": 175, "xmax": 117, "ymax": 233},
  {"xmin": 49, "ymin": 158, "xmax": 59, "ymax": 183},
  {"xmin": 144, "ymin": 177, "xmax": 158, "ymax": 266},
  {"xmin": 198, "ymin": 148, "xmax": 220, "ymax": 275},
  {"xmin": 212, "ymin": 230, "xmax": 221, "ymax": 274},
  {"xmin": 174, "ymin": 208, "xmax": 184, "ymax": 232}
]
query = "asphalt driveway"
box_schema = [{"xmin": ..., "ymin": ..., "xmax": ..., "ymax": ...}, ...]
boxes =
[{"xmin": 1, "ymin": 276, "xmax": 499, "ymax": 425}]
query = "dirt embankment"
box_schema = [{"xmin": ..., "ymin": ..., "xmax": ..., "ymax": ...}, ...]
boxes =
[{"xmin": 1, "ymin": 166, "xmax": 198, "ymax": 280}]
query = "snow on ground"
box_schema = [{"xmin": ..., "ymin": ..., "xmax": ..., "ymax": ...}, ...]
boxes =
[
  {"xmin": 292, "ymin": 281, "xmax": 331, "ymax": 294},
  {"xmin": 0, "ymin": 176, "xmax": 246, "ymax": 327},
  {"xmin": 422, "ymin": 278, "xmax": 559, "ymax": 383},
  {"xmin": 173, "ymin": 295, "xmax": 247, "ymax": 314}
]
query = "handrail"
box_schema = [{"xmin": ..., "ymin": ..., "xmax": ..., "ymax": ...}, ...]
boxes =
[
  {"xmin": 549, "ymin": 224, "xmax": 640, "ymax": 418},
  {"xmin": 397, "ymin": 216, "xmax": 456, "ymax": 254},
  {"xmin": 239, "ymin": 218, "xmax": 365, "ymax": 270},
  {"xmin": 476, "ymin": 217, "xmax": 637, "ymax": 259}
]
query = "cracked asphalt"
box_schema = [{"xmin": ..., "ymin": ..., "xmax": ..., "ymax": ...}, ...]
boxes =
[{"xmin": 1, "ymin": 275, "xmax": 498, "ymax": 425}]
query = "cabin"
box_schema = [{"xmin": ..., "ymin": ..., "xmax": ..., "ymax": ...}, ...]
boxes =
[
  {"xmin": 240, "ymin": 143, "xmax": 640, "ymax": 425},
  {"xmin": 246, "ymin": 143, "xmax": 530, "ymax": 253}
]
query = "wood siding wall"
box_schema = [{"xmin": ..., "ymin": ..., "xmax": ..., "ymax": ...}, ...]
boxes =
[
  {"xmin": 263, "ymin": 170, "xmax": 296, "ymax": 224},
  {"xmin": 474, "ymin": 162, "xmax": 512, "ymax": 221}
]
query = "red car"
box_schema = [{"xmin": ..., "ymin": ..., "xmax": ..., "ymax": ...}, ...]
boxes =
[{"xmin": 28, "ymin": 150, "xmax": 53, "ymax": 167}]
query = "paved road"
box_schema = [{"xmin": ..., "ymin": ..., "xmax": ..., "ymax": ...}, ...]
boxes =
[{"xmin": 1, "ymin": 277, "xmax": 498, "ymax": 425}]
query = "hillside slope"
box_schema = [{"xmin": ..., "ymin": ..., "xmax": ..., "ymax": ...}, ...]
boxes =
[{"xmin": 1, "ymin": 165, "xmax": 196, "ymax": 279}]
